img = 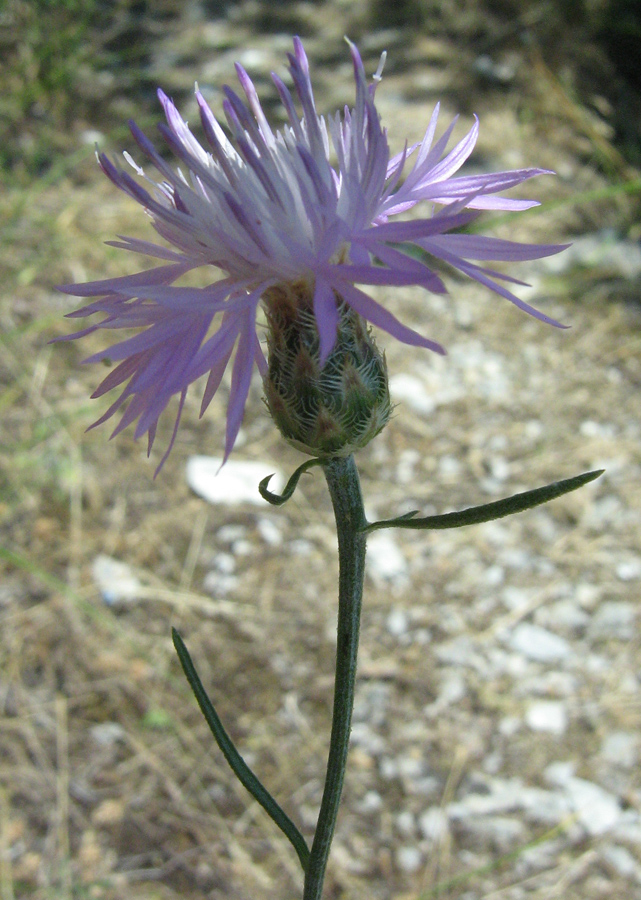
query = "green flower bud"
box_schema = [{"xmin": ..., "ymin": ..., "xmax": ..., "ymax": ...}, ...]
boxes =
[{"xmin": 263, "ymin": 280, "xmax": 392, "ymax": 458}]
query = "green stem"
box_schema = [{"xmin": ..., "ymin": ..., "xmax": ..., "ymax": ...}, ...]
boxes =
[{"xmin": 303, "ymin": 455, "xmax": 368, "ymax": 900}]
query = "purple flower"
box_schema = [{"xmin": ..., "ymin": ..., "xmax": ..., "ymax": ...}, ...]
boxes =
[{"xmin": 58, "ymin": 37, "xmax": 567, "ymax": 472}]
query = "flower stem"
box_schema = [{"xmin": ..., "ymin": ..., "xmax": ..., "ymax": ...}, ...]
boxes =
[{"xmin": 303, "ymin": 454, "xmax": 368, "ymax": 900}]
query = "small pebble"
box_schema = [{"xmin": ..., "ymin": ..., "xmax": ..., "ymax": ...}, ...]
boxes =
[
  {"xmin": 92, "ymin": 555, "xmax": 141, "ymax": 605},
  {"xmin": 418, "ymin": 807, "xmax": 447, "ymax": 842},
  {"xmin": 616, "ymin": 558, "xmax": 641, "ymax": 581},
  {"xmin": 386, "ymin": 607, "xmax": 409, "ymax": 637},
  {"xmin": 601, "ymin": 732, "xmax": 638, "ymax": 769},
  {"xmin": 366, "ymin": 532, "xmax": 409, "ymax": 586},
  {"xmin": 395, "ymin": 811, "xmax": 416, "ymax": 837},
  {"xmin": 525, "ymin": 701, "xmax": 568, "ymax": 735},
  {"xmin": 588, "ymin": 602, "xmax": 636, "ymax": 640},
  {"xmin": 508, "ymin": 623, "xmax": 571, "ymax": 663},
  {"xmin": 395, "ymin": 845, "xmax": 422, "ymax": 873}
]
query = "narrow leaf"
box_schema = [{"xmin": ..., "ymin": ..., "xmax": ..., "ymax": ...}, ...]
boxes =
[
  {"xmin": 172, "ymin": 628, "xmax": 310, "ymax": 871},
  {"xmin": 363, "ymin": 470, "xmax": 604, "ymax": 533}
]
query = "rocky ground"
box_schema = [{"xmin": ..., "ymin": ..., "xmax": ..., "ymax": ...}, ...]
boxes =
[{"xmin": 1, "ymin": 2, "xmax": 641, "ymax": 898}]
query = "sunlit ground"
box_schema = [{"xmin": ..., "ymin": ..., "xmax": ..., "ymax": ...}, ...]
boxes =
[{"xmin": 1, "ymin": 2, "xmax": 641, "ymax": 898}]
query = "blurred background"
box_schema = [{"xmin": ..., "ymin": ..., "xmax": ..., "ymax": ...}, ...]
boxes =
[{"xmin": 1, "ymin": 1, "xmax": 641, "ymax": 898}]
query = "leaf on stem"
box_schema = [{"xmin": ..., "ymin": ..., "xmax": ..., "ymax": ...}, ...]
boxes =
[
  {"xmin": 259, "ymin": 457, "xmax": 324, "ymax": 505},
  {"xmin": 172, "ymin": 628, "xmax": 310, "ymax": 871},
  {"xmin": 363, "ymin": 469, "xmax": 604, "ymax": 533}
]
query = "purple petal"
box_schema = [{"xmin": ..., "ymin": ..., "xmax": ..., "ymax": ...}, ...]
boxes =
[
  {"xmin": 128, "ymin": 119, "xmax": 179, "ymax": 183},
  {"xmin": 81, "ymin": 317, "xmax": 181, "ymax": 366},
  {"xmin": 90, "ymin": 354, "xmax": 142, "ymax": 397},
  {"xmin": 362, "ymin": 242, "xmax": 448, "ymax": 294},
  {"xmin": 313, "ymin": 276, "xmax": 339, "ymax": 364},
  {"xmin": 154, "ymin": 389, "xmax": 186, "ymax": 477},
  {"xmin": 425, "ymin": 234, "xmax": 570, "ymax": 262},
  {"xmin": 419, "ymin": 168, "xmax": 555, "ymax": 204},
  {"xmin": 199, "ymin": 343, "xmax": 235, "ymax": 416},
  {"xmin": 105, "ymin": 236, "xmax": 189, "ymax": 262},
  {"xmin": 57, "ymin": 263, "xmax": 192, "ymax": 298},
  {"xmin": 325, "ymin": 261, "xmax": 438, "ymax": 289},
  {"xmin": 102, "ymin": 281, "xmax": 235, "ymax": 312},
  {"xmin": 417, "ymin": 116, "xmax": 479, "ymax": 185},
  {"xmin": 334, "ymin": 280, "xmax": 446, "ymax": 354},
  {"xmin": 234, "ymin": 63, "xmax": 275, "ymax": 145},
  {"xmin": 424, "ymin": 244, "xmax": 568, "ymax": 327},
  {"xmin": 412, "ymin": 104, "xmax": 441, "ymax": 169},
  {"xmin": 224, "ymin": 305, "xmax": 258, "ymax": 461},
  {"xmin": 356, "ymin": 211, "xmax": 477, "ymax": 243}
]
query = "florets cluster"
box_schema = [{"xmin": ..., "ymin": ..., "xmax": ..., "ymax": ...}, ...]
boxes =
[{"xmin": 58, "ymin": 37, "xmax": 566, "ymax": 470}]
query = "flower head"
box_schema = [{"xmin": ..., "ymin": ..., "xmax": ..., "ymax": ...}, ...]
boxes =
[{"xmin": 58, "ymin": 37, "xmax": 566, "ymax": 471}]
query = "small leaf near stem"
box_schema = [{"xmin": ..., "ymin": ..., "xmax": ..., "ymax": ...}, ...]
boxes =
[
  {"xmin": 259, "ymin": 458, "xmax": 325, "ymax": 505},
  {"xmin": 362, "ymin": 469, "xmax": 604, "ymax": 533},
  {"xmin": 172, "ymin": 628, "xmax": 310, "ymax": 872}
]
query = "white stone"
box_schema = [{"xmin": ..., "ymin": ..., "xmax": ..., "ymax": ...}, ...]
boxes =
[
  {"xmin": 616, "ymin": 558, "xmax": 641, "ymax": 581},
  {"xmin": 396, "ymin": 845, "xmax": 423, "ymax": 873},
  {"xmin": 438, "ymin": 455, "xmax": 462, "ymax": 480},
  {"xmin": 490, "ymin": 456, "xmax": 510, "ymax": 482},
  {"xmin": 568, "ymin": 779, "xmax": 622, "ymax": 836},
  {"xmin": 545, "ymin": 767, "xmax": 623, "ymax": 836},
  {"xmin": 289, "ymin": 539, "xmax": 314, "ymax": 556},
  {"xmin": 457, "ymin": 815, "xmax": 526, "ymax": 851},
  {"xmin": 357, "ymin": 791, "xmax": 383, "ymax": 814},
  {"xmin": 389, "ymin": 373, "xmax": 436, "ymax": 416},
  {"xmin": 521, "ymin": 670, "xmax": 577, "ymax": 698},
  {"xmin": 92, "ymin": 554, "xmax": 141, "ymax": 605},
  {"xmin": 502, "ymin": 548, "xmax": 536, "ymax": 571},
  {"xmin": 508, "ymin": 623, "xmax": 571, "ymax": 662},
  {"xmin": 386, "ymin": 607, "xmax": 409, "ymax": 637},
  {"xmin": 436, "ymin": 671, "xmax": 467, "ymax": 706},
  {"xmin": 448, "ymin": 779, "xmax": 523, "ymax": 818},
  {"xmin": 484, "ymin": 565, "xmax": 505, "ymax": 587},
  {"xmin": 202, "ymin": 571, "xmax": 238, "ymax": 596},
  {"xmin": 256, "ymin": 517, "xmax": 282, "ymax": 546},
  {"xmin": 576, "ymin": 582, "xmax": 600, "ymax": 609},
  {"xmin": 434, "ymin": 636, "xmax": 487, "ymax": 672},
  {"xmin": 395, "ymin": 811, "xmax": 416, "ymax": 837},
  {"xmin": 498, "ymin": 716, "xmax": 521, "ymax": 737},
  {"xmin": 350, "ymin": 723, "xmax": 385, "ymax": 756},
  {"xmin": 601, "ymin": 844, "xmax": 641, "ymax": 881},
  {"xmin": 366, "ymin": 532, "xmax": 409, "ymax": 586},
  {"xmin": 525, "ymin": 701, "xmax": 568, "ymax": 735},
  {"xmin": 231, "ymin": 539, "xmax": 252, "ymax": 556},
  {"xmin": 418, "ymin": 807, "xmax": 448, "ymax": 842},
  {"xmin": 519, "ymin": 786, "xmax": 573, "ymax": 825},
  {"xmin": 186, "ymin": 456, "xmax": 284, "ymax": 506},
  {"xmin": 501, "ymin": 586, "xmax": 532, "ymax": 611},
  {"xmin": 379, "ymin": 757, "xmax": 398, "ymax": 780},
  {"xmin": 81, "ymin": 128, "xmax": 106, "ymax": 145},
  {"xmin": 212, "ymin": 552, "xmax": 235, "ymax": 574},
  {"xmin": 216, "ymin": 524, "xmax": 247, "ymax": 543},
  {"xmin": 588, "ymin": 602, "xmax": 636, "ymax": 640},
  {"xmin": 601, "ymin": 732, "xmax": 638, "ymax": 769},
  {"xmin": 90, "ymin": 722, "xmax": 125, "ymax": 746},
  {"xmin": 396, "ymin": 448, "xmax": 420, "ymax": 484},
  {"xmin": 535, "ymin": 599, "xmax": 590, "ymax": 634},
  {"xmin": 613, "ymin": 811, "xmax": 641, "ymax": 846},
  {"xmin": 397, "ymin": 755, "xmax": 423, "ymax": 779},
  {"xmin": 543, "ymin": 760, "xmax": 575, "ymax": 787},
  {"xmin": 236, "ymin": 48, "xmax": 270, "ymax": 69}
]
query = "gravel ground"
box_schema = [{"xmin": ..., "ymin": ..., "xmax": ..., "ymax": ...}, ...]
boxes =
[{"xmin": 1, "ymin": 2, "xmax": 640, "ymax": 898}]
